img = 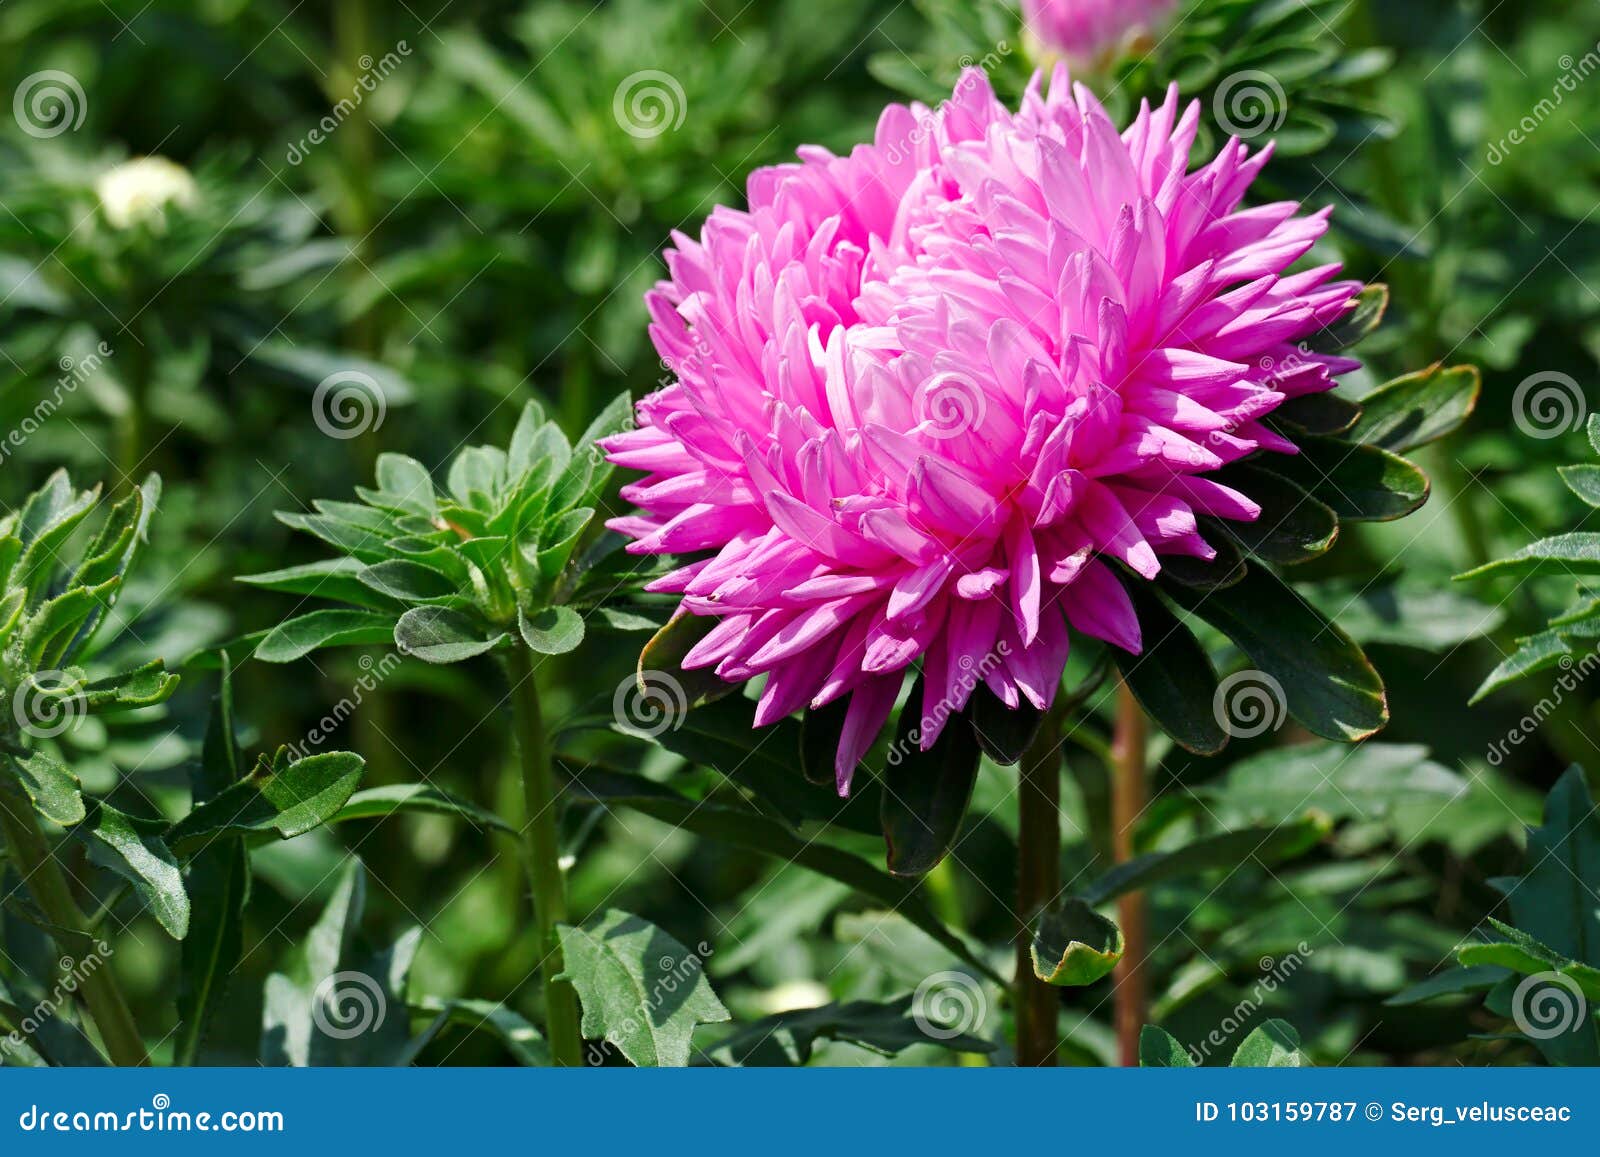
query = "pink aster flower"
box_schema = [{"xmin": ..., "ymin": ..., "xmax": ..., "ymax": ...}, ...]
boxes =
[
  {"xmin": 1021, "ymin": 0, "xmax": 1178, "ymax": 65},
  {"xmin": 602, "ymin": 66, "xmax": 1361, "ymax": 792}
]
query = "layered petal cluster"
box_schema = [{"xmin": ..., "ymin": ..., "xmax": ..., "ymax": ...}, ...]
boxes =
[
  {"xmin": 1021, "ymin": 0, "xmax": 1178, "ymax": 64},
  {"xmin": 602, "ymin": 66, "xmax": 1361, "ymax": 791}
]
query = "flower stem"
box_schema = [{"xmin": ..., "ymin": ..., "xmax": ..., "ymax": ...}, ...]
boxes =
[
  {"xmin": 0, "ymin": 772, "xmax": 146, "ymax": 1066},
  {"xmin": 506, "ymin": 644, "xmax": 584, "ymax": 1066},
  {"xmin": 1110, "ymin": 678, "xmax": 1148, "ymax": 1067},
  {"xmin": 1014, "ymin": 706, "xmax": 1063, "ymax": 1067}
]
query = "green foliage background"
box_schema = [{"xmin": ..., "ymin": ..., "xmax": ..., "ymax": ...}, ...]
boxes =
[{"xmin": 1, "ymin": 0, "xmax": 1599, "ymax": 1066}]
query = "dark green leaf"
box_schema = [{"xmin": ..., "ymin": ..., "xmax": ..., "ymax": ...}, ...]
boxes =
[
  {"xmin": 394, "ymin": 606, "xmax": 505, "ymax": 663},
  {"xmin": 255, "ymin": 609, "xmax": 398, "ymax": 663},
  {"xmin": 1352, "ymin": 364, "xmax": 1480, "ymax": 454},
  {"xmin": 880, "ymin": 678, "xmax": 982, "ymax": 877},
  {"xmin": 1114, "ymin": 580, "xmax": 1225, "ymax": 755},
  {"xmin": 1139, "ymin": 1025, "xmax": 1195, "ymax": 1067},
  {"xmin": 168, "ymin": 750, "xmax": 364, "ymax": 850},
  {"xmin": 1031, "ymin": 898, "xmax": 1123, "ymax": 986},
  {"xmin": 83, "ymin": 804, "xmax": 188, "ymax": 939}
]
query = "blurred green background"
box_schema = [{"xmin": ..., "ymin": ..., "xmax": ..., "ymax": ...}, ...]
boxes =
[{"xmin": 1, "ymin": 0, "xmax": 1598, "ymax": 1064}]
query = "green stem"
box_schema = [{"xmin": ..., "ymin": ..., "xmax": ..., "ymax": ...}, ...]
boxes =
[
  {"xmin": 0, "ymin": 774, "xmax": 146, "ymax": 1066},
  {"xmin": 506, "ymin": 644, "xmax": 583, "ymax": 1066},
  {"xmin": 1014, "ymin": 705, "xmax": 1064, "ymax": 1067}
]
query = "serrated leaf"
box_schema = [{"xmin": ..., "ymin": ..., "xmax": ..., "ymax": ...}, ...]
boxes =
[
  {"xmin": 83, "ymin": 804, "xmax": 188, "ymax": 939},
  {"xmin": 5, "ymin": 751, "xmax": 85, "ymax": 826},
  {"xmin": 556, "ymin": 909, "xmax": 730, "ymax": 1068},
  {"xmin": 1139, "ymin": 1025, "xmax": 1195, "ymax": 1067},
  {"xmin": 1230, "ymin": 1019, "xmax": 1308, "ymax": 1066},
  {"xmin": 168, "ymin": 750, "xmax": 364, "ymax": 850}
]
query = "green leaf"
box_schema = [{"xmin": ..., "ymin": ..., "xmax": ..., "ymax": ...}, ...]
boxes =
[
  {"xmin": 968, "ymin": 686, "xmax": 1043, "ymax": 765},
  {"xmin": 394, "ymin": 606, "xmax": 505, "ymax": 663},
  {"xmin": 1230, "ymin": 1019, "xmax": 1309, "ymax": 1066},
  {"xmin": 1498, "ymin": 768, "xmax": 1600, "ymax": 965},
  {"xmin": 556, "ymin": 909, "xmax": 730, "ymax": 1067},
  {"xmin": 174, "ymin": 839, "xmax": 247, "ymax": 1064},
  {"xmin": 83, "ymin": 804, "xmax": 189, "ymax": 939},
  {"xmin": 5, "ymin": 750, "xmax": 85, "ymax": 826},
  {"xmin": 703, "ymin": 995, "xmax": 993, "ymax": 1066},
  {"xmin": 562, "ymin": 767, "xmax": 997, "ymax": 981},
  {"xmin": 1031, "ymin": 899, "xmax": 1123, "ymax": 986},
  {"xmin": 168, "ymin": 749, "xmax": 365, "ymax": 850},
  {"xmin": 1306, "ymin": 283, "xmax": 1388, "ymax": 352},
  {"xmin": 80, "ymin": 659, "xmax": 180, "ymax": 714},
  {"xmin": 1274, "ymin": 392, "xmax": 1361, "ymax": 436},
  {"xmin": 255, "ymin": 609, "xmax": 398, "ymax": 663},
  {"xmin": 1351, "ymin": 364, "xmax": 1480, "ymax": 454},
  {"xmin": 331, "ymin": 784, "xmax": 516, "ymax": 834},
  {"xmin": 358, "ymin": 560, "xmax": 462, "ymax": 604},
  {"xmin": 1386, "ymin": 965, "xmax": 1507, "ymax": 1007},
  {"xmin": 1139, "ymin": 1025, "xmax": 1195, "ymax": 1067},
  {"xmin": 1114, "ymin": 580, "xmax": 1225, "ymax": 755},
  {"xmin": 1080, "ymin": 818, "xmax": 1326, "ymax": 906},
  {"xmin": 635, "ymin": 612, "xmax": 739, "ymax": 712},
  {"xmin": 880, "ymin": 678, "xmax": 982, "ymax": 877},
  {"xmin": 238, "ymin": 558, "xmax": 402, "ymax": 612},
  {"xmin": 1560, "ymin": 465, "xmax": 1600, "ymax": 508},
  {"xmin": 800, "ymin": 697, "xmax": 849, "ymax": 787},
  {"xmin": 406, "ymin": 997, "xmax": 551, "ymax": 1066},
  {"xmin": 1205, "ymin": 742, "xmax": 1465, "ymax": 825},
  {"xmin": 1207, "ymin": 465, "xmax": 1338, "ymax": 565},
  {"xmin": 1260, "ymin": 436, "xmax": 1429, "ymax": 522},
  {"xmin": 518, "ymin": 605, "xmax": 585, "ymax": 655},
  {"xmin": 1163, "ymin": 564, "xmax": 1387, "ymax": 741},
  {"xmin": 1459, "ymin": 534, "xmax": 1600, "ymax": 581}
]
